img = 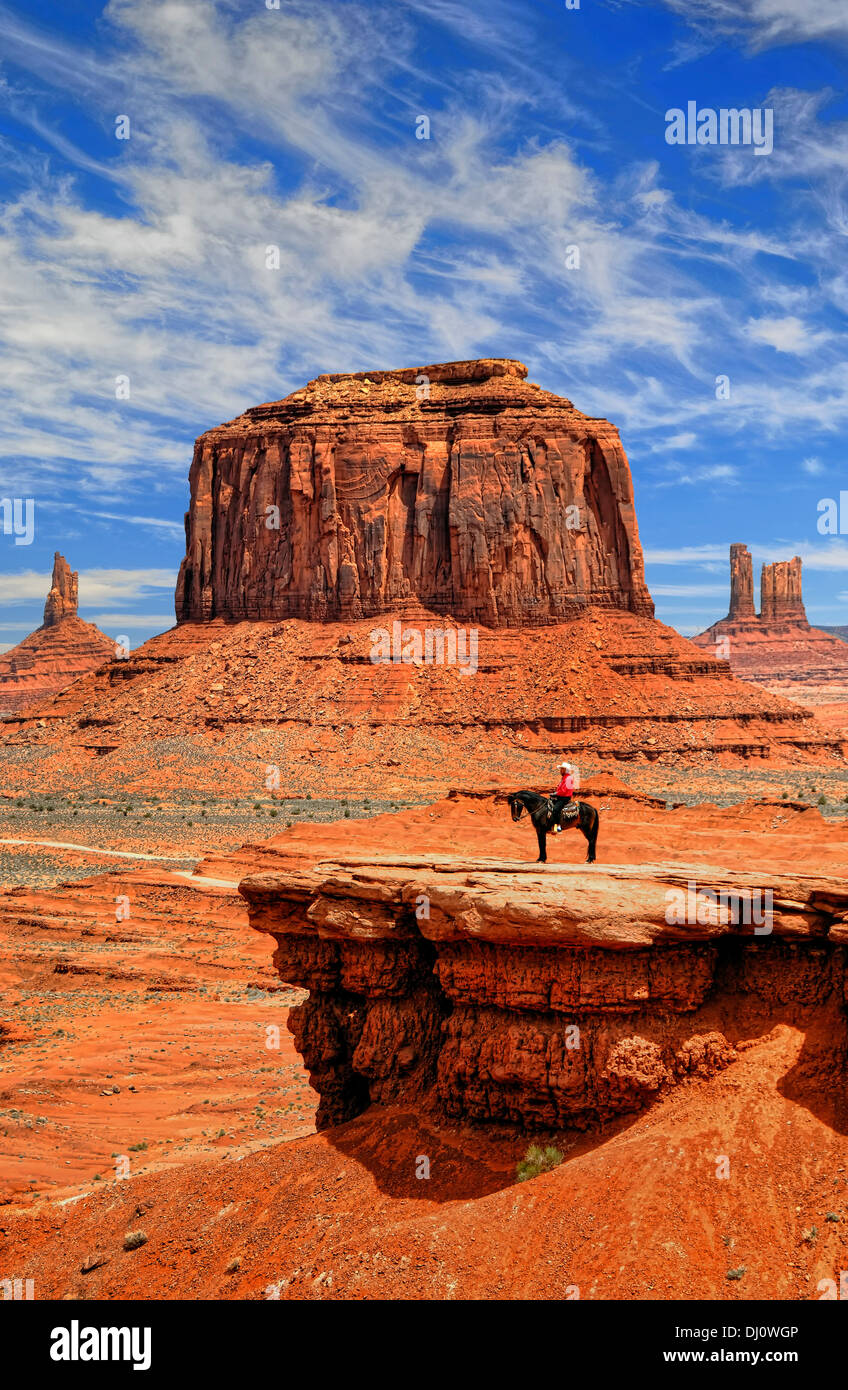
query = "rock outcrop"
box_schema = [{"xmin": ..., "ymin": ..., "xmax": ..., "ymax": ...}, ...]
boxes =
[
  {"xmin": 692, "ymin": 545, "xmax": 848, "ymax": 687},
  {"xmin": 0, "ymin": 554, "xmax": 114, "ymax": 716},
  {"xmin": 42, "ymin": 554, "xmax": 79, "ymax": 627},
  {"xmin": 175, "ymin": 359, "xmax": 654, "ymax": 627},
  {"xmin": 241, "ymin": 852, "xmax": 848, "ymax": 1131},
  {"xmin": 728, "ymin": 542, "xmax": 755, "ymax": 620},
  {"xmin": 3, "ymin": 391, "xmax": 846, "ymax": 775},
  {"xmin": 760, "ymin": 557, "xmax": 806, "ymax": 624}
]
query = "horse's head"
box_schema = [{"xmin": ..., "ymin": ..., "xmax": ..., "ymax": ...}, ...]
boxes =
[{"xmin": 507, "ymin": 794, "xmax": 525, "ymax": 822}]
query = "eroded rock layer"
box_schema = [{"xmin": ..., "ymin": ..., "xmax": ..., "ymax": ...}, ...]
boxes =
[
  {"xmin": 1, "ymin": 610, "xmax": 844, "ymax": 781},
  {"xmin": 0, "ymin": 554, "xmax": 114, "ymax": 716},
  {"xmin": 175, "ymin": 359, "xmax": 654, "ymax": 626},
  {"xmin": 693, "ymin": 544, "xmax": 848, "ymax": 687},
  {"xmin": 241, "ymin": 854, "xmax": 848, "ymax": 1130}
]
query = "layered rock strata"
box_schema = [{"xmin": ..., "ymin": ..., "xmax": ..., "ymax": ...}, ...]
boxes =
[
  {"xmin": 242, "ymin": 854, "xmax": 848, "ymax": 1131},
  {"xmin": 0, "ymin": 554, "xmax": 114, "ymax": 716},
  {"xmin": 761, "ymin": 556, "xmax": 806, "ymax": 624},
  {"xmin": 175, "ymin": 359, "xmax": 654, "ymax": 626},
  {"xmin": 2, "ymin": 610, "xmax": 844, "ymax": 772},
  {"xmin": 692, "ymin": 545, "xmax": 848, "ymax": 686}
]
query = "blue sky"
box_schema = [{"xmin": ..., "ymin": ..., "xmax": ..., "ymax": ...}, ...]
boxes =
[{"xmin": 1, "ymin": 0, "xmax": 847, "ymax": 650}]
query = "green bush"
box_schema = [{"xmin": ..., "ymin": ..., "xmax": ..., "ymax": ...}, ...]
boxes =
[{"xmin": 516, "ymin": 1143, "xmax": 563, "ymax": 1183}]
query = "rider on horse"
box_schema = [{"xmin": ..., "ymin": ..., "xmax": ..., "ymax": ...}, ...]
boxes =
[{"xmin": 550, "ymin": 760, "xmax": 579, "ymax": 833}]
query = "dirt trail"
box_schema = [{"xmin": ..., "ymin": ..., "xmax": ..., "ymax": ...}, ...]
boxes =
[{"xmin": 0, "ymin": 837, "xmax": 195, "ymax": 862}]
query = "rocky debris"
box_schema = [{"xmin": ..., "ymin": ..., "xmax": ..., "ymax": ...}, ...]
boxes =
[
  {"xmin": 7, "ymin": 789, "xmax": 848, "ymax": 1300},
  {"xmin": 240, "ymin": 852, "xmax": 848, "ymax": 1130},
  {"xmin": 0, "ymin": 861, "xmax": 310, "ymax": 1203},
  {"xmin": 175, "ymin": 359, "xmax": 655, "ymax": 626},
  {"xmin": 0, "ymin": 554, "xmax": 114, "ymax": 716},
  {"xmin": 692, "ymin": 544, "xmax": 848, "ymax": 688},
  {"xmin": 2, "ymin": 608, "xmax": 844, "ymax": 783}
]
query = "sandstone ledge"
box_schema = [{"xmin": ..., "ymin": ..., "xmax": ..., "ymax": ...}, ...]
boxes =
[{"xmin": 241, "ymin": 856, "xmax": 848, "ymax": 1131}]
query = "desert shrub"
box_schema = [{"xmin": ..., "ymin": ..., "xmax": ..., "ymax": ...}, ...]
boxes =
[
  {"xmin": 123, "ymin": 1230, "xmax": 147, "ymax": 1251},
  {"xmin": 516, "ymin": 1143, "xmax": 563, "ymax": 1183}
]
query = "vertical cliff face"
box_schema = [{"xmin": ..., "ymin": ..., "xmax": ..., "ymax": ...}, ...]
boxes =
[
  {"xmin": 729, "ymin": 543, "xmax": 755, "ymax": 620},
  {"xmin": 240, "ymin": 855, "xmax": 848, "ymax": 1133},
  {"xmin": 760, "ymin": 557, "xmax": 806, "ymax": 623},
  {"xmin": 175, "ymin": 360, "xmax": 654, "ymax": 627},
  {"xmin": 43, "ymin": 553, "xmax": 80, "ymax": 628}
]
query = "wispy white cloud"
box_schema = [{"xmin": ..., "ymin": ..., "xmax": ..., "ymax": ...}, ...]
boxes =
[
  {"xmin": 0, "ymin": 0, "xmax": 845, "ymax": 518},
  {"xmin": 651, "ymin": 583, "xmax": 728, "ymax": 597},
  {"xmin": 89, "ymin": 612, "xmax": 174, "ymax": 629},
  {"xmin": 0, "ymin": 566, "xmax": 176, "ymax": 605},
  {"xmin": 744, "ymin": 315, "xmax": 830, "ymax": 355},
  {"xmin": 646, "ymin": 541, "xmax": 848, "ymax": 570},
  {"xmin": 658, "ymin": 0, "xmax": 848, "ymax": 51}
]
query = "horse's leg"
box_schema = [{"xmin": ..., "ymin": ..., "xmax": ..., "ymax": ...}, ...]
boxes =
[
  {"xmin": 584, "ymin": 807, "xmax": 598, "ymax": 864},
  {"xmin": 535, "ymin": 821, "xmax": 547, "ymax": 864}
]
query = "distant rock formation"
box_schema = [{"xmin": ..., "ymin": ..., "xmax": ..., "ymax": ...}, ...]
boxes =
[
  {"xmin": 691, "ymin": 545, "xmax": 848, "ymax": 686},
  {"xmin": 0, "ymin": 554, "xmax": 113, "ymax": 716},
  {"xmin": 175, "ymin": 359, "xmax": 655, "ymax": 627},
  {"xmin": 43, "ymin": 553, "xmax": 79, "ymax": 627},
  {"xmin": 728, "ymin": 542, "xmax": 755, "ymax": 620},
  {"xmin": 760, "ymin": 556, "xmax": 806, "ymax": 624}
]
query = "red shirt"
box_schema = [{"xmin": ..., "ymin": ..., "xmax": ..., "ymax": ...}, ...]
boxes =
[{"xmin": 554, "ymin": 771, "xmax": 574, "ymax": 796}]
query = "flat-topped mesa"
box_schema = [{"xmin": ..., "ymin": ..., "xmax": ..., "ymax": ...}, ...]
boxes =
[
  {"xmin": 175, "ymin": 359, "xmax": 654, "ymax": 627},
  {"xmin": 728, "ymin": 543, "xmax": 755, "ymax": 620},
  {"xmin": 760, "ymin": 556, "xmax": 806, "ymax": 624},
  {"xmin": 43, "ymin": 553, "xmax": 79, "ymax": 627}
]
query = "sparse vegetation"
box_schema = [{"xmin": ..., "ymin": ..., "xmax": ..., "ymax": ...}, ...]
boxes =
[{"xmin": 516, "ymin": 1143, "xmax": 563, "ymax": 1182}]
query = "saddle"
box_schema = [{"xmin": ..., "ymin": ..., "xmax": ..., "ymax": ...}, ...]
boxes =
[{"xmin": 549, "ymin": 797, "xmax": 579, "ymax": 827}]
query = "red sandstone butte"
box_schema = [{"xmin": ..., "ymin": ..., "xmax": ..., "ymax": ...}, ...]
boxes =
[
  {"xmin": 4, "ymin": 372, "xmax": 846, "ymax": 776},
  {"xmin": 0, "ymin": 553, "xmax": 113, "ymax": 715},
  {"xmin": 692, "ymin": 544, "xmax": 848, "ymax": 687},
  {"xmin": 175, "ymin": 359, "xmax": 654, "ymax": 627}
]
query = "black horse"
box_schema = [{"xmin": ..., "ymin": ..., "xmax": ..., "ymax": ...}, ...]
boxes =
[{"xmin": 507, "ymin": 790, "xmax": 599, "ymax": 864}]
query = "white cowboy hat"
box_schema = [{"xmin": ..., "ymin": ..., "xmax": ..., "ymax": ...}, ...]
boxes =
[{"xmin": 559, "ymin": 760, "xmax": 571, "ymax": 769}]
